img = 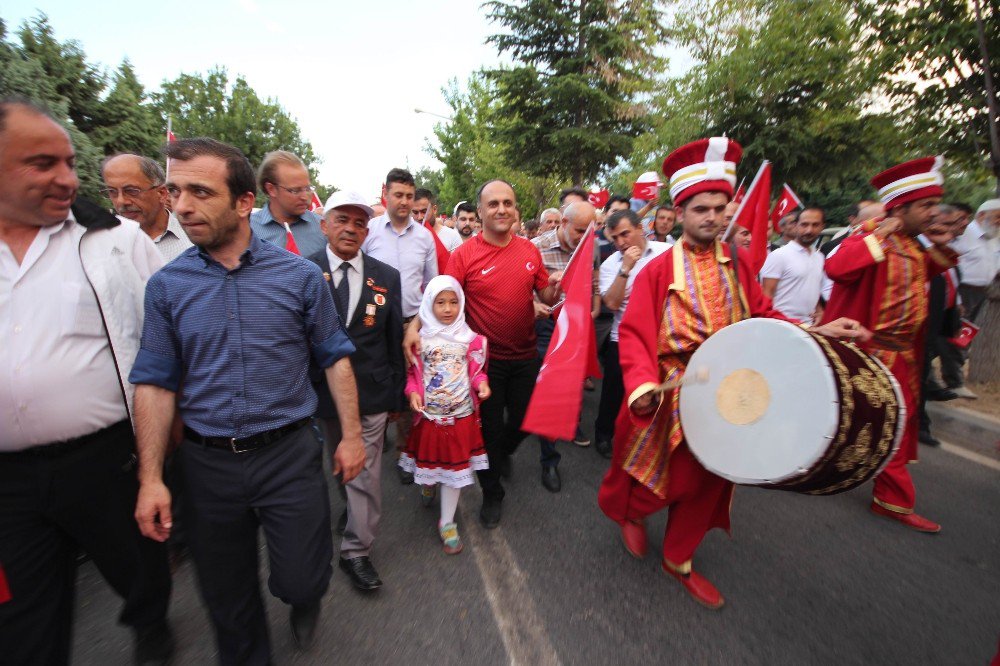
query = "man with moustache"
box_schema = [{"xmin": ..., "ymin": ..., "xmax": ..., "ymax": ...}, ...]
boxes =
[
  {"xmin": 823, "ymin": 156, "xmax": 958, "ymax": 534},
  {"xmin": 310, "ymin": 191, "xmax": 404, "ymax": 591},
  {"xmin": 598, "ymin": 137, "xmax": 864, "ymax": 609},
  {"xmin": 760, "ymin": 206, "xmax": 826, "ymax": 324},
  {"xmin": 454, "ymin": 201, "xmax": 479, "ymax": 242},
  {"xmin": 130, "ymin": 138, "xmax": 365, "ymax": 662},
  {"xmin": 0, "ymin": 99, "xmax": 172, "ymax": 665},
  {"xmin": 101, "ymin": 153, "xmax": 192, "ymax": 262},
  {"xmin": 405, "ymin": 180, "xmax": 560, "ymax": 528}
]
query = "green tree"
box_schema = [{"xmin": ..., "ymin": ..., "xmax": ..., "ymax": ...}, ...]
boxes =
[
  {"xmin": 862, "ymin": 0, "xmax": 1000, "ymax": 195},
  {"xmin": 152, "ymin": 67, "xmax": 324, "ymax": 199},
  {"xmin": 90, "ymin": 59, "xmax": 162, "ymax": 158},
  {"xmin": 484, "ymin": 0, "xmax": 666, "ymax": 186},
  {"xmin": 429, "ymin": 74, "xmax": 565, "ymax": 219},
  {"xmin": 629, "ymin": 0, "xmax": 910, "ymax": 218}
]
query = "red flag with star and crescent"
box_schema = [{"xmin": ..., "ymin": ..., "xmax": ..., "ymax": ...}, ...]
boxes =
[
  {"xmin": 769, "ymin": 183, "xmax": 802, "ymax": 233},
  {"xmin": 521, "ymin": 224, "xmax": 601, "ymax": 441}
]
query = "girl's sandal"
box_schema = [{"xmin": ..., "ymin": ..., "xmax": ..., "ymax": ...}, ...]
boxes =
[{"xmin": 439, "ymin": 522, "xmax": 463, "ymax": 555}]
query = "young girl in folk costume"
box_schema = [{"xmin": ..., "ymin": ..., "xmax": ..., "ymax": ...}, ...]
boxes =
[{"xmin": 400, "ymin": 276, "xmax": 491, "ymax": 554}]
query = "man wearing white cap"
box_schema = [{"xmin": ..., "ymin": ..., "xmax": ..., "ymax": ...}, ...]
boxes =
[
  {"xmin": 310, "ymin": 191, "xmax": 404, "ymax": 592},
  {"xmin": 952, "ymin": 198, "xmax": 1000, "ymax": 322}
]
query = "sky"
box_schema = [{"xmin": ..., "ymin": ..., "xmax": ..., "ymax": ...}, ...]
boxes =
[
  {"xmin": 2, "ymin": 1, "xmax": 691, "ymax": 199},
  {"xmin": 2, "ymin": 0, "xmax": 507, "ymax": 196}
]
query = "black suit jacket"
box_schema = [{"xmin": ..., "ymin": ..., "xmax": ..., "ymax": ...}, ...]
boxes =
[{"xmin": 309, "ymin": 249, "xmax": 405, "ymax": 417}]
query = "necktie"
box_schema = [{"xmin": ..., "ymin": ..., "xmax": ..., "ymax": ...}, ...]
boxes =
[{"xmin": 335, "ymin": 262, "xmax": 351, "ymax": 324}]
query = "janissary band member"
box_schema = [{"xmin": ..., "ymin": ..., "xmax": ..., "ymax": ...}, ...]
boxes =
[
  {"xmin": 822, "ymin": 156, "xmax": 957, "ymax": 534},
  {"xmin": 597, "ymin": 137, "xmax": 865, "ymax": 609}
]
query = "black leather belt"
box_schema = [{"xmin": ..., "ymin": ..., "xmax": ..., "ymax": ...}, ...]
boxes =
[
  {"xmin": 183, "ymin": 417, "xmax": 311, "ymax": 454},
  {"xmin": 0, "ymin": 420, "xmax": 132, "ymax": 460}
]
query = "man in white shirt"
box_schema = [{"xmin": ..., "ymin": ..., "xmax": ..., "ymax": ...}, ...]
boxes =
[
  {"xmin": 361, "ymin": 168, "xmax": 437, "ymax": 320},
  {"xmin": 101, "ymin": 153, "xmax": 192, "ymax": 262},
  {"xmin": 0, "ymin": 99, "xmax": 172, "ymax": 665},
  {"xmin": 594, "ymin": 209, "xmax": 669, "ymax": 458},
  {"xmin": 760, "ymin": 207, "xmax": 825, "ymax": 324},
  {"xmin": 413, "ymin": 188, "xmax": 461, "ymax": 251},
  {"xmin": 951, "ymin": 198, "xmax": 1000, "ymax": 321}
]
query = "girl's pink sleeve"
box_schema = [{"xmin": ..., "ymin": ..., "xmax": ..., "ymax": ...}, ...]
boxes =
[
  {"xmin": 470, "ymin": 336, "xmax": 489, "ymax": 389},
  {"xmin": 405, "ymin": 363, "xmax": 422, "ymax": 397}
]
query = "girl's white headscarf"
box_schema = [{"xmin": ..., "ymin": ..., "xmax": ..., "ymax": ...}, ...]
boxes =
[{"xmin": 419, "ymin": 275, "xmax": 477, "ymax": 344}]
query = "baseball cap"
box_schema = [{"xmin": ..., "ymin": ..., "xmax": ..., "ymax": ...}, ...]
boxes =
[{"xmin": 323, "ymin": 190, "xmax": 374, "ymax": 217}]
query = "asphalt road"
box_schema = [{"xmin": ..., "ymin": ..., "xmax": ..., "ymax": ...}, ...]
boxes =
[{"xmin": 71, "ymin": 393, "xmax": 1000, "ymax": 665}]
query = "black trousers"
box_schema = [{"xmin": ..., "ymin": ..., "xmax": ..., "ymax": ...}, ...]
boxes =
[
  {"xmin": 477, "ymin": 356, "xmax": 540, "ymax": 500},
  {"xmin": 594, "ymin": 341, "xmax": 624, "ymax": 443},
  {"xmin": 179, "ymin": 423, "xmax": 332, "ymax": 666},
  {"xmin": 0, "ymin": 420, "xmax": 171, "ymax": 666}
]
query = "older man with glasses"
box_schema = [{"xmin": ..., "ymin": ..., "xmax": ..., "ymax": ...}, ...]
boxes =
[
  {"xmin": 101, "ymin": 153, "xmax": 192, "ymax": 262},
  {"xmin": 250, "ymin": 150, "xmax": 326, "ymax": 256}
]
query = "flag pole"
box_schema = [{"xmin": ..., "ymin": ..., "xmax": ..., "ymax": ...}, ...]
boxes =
[
  {"xmin": 165, "ymin": 115, "xmax": 173, "ymax": 182},
  {"xmin": 722, "ymin": 160, "xmax": 769, "ymax": 243}
]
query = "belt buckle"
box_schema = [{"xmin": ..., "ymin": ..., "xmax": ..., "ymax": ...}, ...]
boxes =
[{"xmin": 229, "ymin": 437, "xmax": 245, "ymax": 454}]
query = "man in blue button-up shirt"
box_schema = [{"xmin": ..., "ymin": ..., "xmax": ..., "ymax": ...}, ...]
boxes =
[
  {"xmin": 130, "ymin": 138, "xmax": 365, "ymax": 663},
  {"xmin": 249, "ymin": 150, "xmax": 327, "ymax": 257}
]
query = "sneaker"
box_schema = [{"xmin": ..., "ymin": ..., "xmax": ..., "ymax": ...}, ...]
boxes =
[
  {"xmin": 572, "ymin": 427, "xmax": 591, "ymax": 447},
  {"xmin": 420, "ymin": 484, "xmax": 437, "ymax": 508},
  {"xmin": 439, "ymin": 522, "xmax": 463, "ymax": 555},
  {"xmin": 951, "ymin": 385, "xmax": 978, "ymax": 399}
]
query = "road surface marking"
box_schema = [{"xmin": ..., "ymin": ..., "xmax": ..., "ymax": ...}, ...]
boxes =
[
  {"xmin": 460, "ymin": 504, "xmax": 562, "ymax": 666},
  {"xmin": 940, "ymin": 442, "xmax": 1000, "ymax": 473}
]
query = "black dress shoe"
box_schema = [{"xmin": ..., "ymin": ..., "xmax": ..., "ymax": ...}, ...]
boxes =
[
  {"xmin": 480, "ymin": 495, "xmax": 503, "ymax": 529},
  {"xmin": 918, "ymin": 430, "xmax": 942, "ymax": 447},
  {"xmin": 595, "ymin": 438, "xmax": 613, "ymax": 459},
  {"xmin": 290, "ymin": 600, "xmax": 321, "ymax": 651},
  {"xmin": 339, "ymin": 556, "xmax": 383, "ymax": 591},
  {"xmin": 336, "ymin": 508, "xmax": 348, "ymax": 536},
  {"xmin": 926, "ymin": 388, "xmax": 958, "ymax": 401},
  {"xmin": 541, "ymin": 466, "xmax": 561, "ymax": 493},
  {"xmin": 397, "ymin": 466, "xmax": 414, "ymax": 485},
  {"xmin": 134, "ymin": 620, "xmax": 174, "ymax": 665}
]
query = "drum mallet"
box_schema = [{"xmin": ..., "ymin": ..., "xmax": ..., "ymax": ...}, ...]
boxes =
[{"xmin": 652, "ymin": 367, "xmax": 709, "ymax": 394}]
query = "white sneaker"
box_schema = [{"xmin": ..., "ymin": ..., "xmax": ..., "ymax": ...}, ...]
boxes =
[{"xmin": 952, "ymin": 386, "xmax": 978, "ymax": 399}]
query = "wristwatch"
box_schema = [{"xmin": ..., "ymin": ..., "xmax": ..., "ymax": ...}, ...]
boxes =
[{"xmin": 618, "ymin": 269, "xmax": 630, "ymax": 279}]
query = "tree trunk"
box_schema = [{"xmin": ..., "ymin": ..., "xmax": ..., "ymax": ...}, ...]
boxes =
[
  {"xmin": 968, "ymin": 274, "xmax": 1000, "ymax": 384},
  {"xmin": 972, "ymin": 0, "xmax": 1000, "ymax": 196}
]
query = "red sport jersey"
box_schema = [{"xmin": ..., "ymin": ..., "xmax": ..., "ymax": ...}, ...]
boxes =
[{"xmin": 446, "ymin": 234, "xmax": 549, "ymax": 361}]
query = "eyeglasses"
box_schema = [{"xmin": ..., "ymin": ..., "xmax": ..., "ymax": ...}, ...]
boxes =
[
  {"xmin": 276, "ymin": 184, "xmax": 316, "ymax": 196},
  {"xmin": 101, "ymin": 185, "xmax": 161, "ymax": 199}
]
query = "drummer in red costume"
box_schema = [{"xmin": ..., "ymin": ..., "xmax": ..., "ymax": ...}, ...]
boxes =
[
  {"xmin": 598, "ymin": 137, "xmax": 865, "ymax": 609},
  {"xmin": 822, "ymin": 157, "xmax": 957, "ymax": 534}
]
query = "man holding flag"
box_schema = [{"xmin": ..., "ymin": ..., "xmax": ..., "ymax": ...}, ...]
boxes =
[
  {"xmin": 597, "ymin": 137, "xmax": 866, "ymax": 609},
  {"xmin": 250, "ymin": 150, "xmax": 327, "ymax": 257}
]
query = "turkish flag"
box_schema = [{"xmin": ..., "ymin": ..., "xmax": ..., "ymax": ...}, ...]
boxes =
[
  {"xmin": 632, "ymin": 171, "xmax": 661, "ymax": 201},
  {"xmin": 522, "ymin": 225, "xmax": 601, "ymax": 441},
  {"xmin": 424, "ymin": 220, "xmax": 451, "ymax": 274},
  {"xmin": 309, "ymin": 191, "xmax": 323, "ymax": 212},
  {"xmin": 0, "ymin": 562, "xmax": 11, "ymax": 604},
  {"xmin": 588, "ymin": 187, "xmax": 609, "ymax": 209},
  {"xmin": 167, "ymin": 130, "xmax": 176, "ymax": 142},
  {"xmin": 947, "ymin": 319, "xmax": 980, "ymax": 349},
  {"xmin": 729, "ymin": 161, "xmax": 772, "ymax": 275},
  {"xmin": 769, "ymin": 183, "xmax": 802, "ymax": 233},
  {"xmin": 283, "ymin": 223, "xmax": 301, "ymax": 255}
]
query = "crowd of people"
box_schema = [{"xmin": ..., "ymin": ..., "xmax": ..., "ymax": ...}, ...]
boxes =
[{"xmin": 1, "ymin": 96, "xmax": 999, "ymax": 665}]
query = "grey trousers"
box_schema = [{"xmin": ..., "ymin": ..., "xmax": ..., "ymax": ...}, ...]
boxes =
[{"xmin": 320, "ymin": 412, "xmax": 387, "ymax": 559}]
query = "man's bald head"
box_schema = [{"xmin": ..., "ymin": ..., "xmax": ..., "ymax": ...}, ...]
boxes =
[{"xmin": 558, "ymin": 201, "xmax": 596, "ymax": 250}]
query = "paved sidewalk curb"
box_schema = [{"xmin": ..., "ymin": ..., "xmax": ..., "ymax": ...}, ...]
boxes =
[{"xmin": 926, "ymin": 402, "xmax": 1000, "ymax": 461}]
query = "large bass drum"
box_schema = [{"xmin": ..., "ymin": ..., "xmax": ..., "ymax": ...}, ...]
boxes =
[{"xmin": 679, "ymin": 319, "xmax": 905, "ymax": 495}]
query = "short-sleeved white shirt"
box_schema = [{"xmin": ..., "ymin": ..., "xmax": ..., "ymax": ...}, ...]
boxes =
[
  {"xmin": 599, "ymin": 240, "xmax": 669, "ymax": 342},
  {"xmin": 759, "ymin": 240, "xmax": 824, "ymax": 324}
]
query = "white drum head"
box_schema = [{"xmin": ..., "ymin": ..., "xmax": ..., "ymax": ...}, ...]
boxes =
[{"xmin": 679, "ymin": 319, "xmax": 839, "ymax": 485}]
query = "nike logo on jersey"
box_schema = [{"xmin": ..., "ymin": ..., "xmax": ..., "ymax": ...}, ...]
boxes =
[{"xmin": 481, "ymin": 266, "xmax": 496, "ymax": 275}]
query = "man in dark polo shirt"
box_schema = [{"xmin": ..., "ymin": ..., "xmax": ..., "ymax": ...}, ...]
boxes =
[
  {"xmin": 406, "ymin": 179, "xmax": 560, "ymax": 528},
  {"xmin": 130, "ymin": 138, "xmax": 365, "ymax": 665}
]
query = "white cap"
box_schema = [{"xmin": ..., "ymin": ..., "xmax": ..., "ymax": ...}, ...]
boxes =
[
  {"xmin": 976, "ymin": 198, "xmax": 1000, "ymax": 215},
  {"xmin": 323, "ymin": 190, "xmax": 374, "ymax": 217}
]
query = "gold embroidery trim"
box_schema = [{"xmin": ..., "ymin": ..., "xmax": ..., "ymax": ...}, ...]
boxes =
[
  {"xmin": 628, "ymin": 382, "xmax": 660, "ymax": 409},
  {"xmin": 874, "ymin": 497, "xmax": 913, "ymax": 515},
  {"xmin": 863, "ymin": 234, "xmax": 886, "ymax": 263},
  {"xmin": 662, "ymin": 558, "xmax": 692, "ymax": 575}
]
